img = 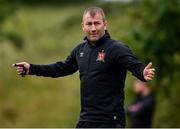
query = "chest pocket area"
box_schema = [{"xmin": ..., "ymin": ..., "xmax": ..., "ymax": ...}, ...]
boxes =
[{"xmin": 91, "ymin": 50, "xmax": 112, "ymax": 72}]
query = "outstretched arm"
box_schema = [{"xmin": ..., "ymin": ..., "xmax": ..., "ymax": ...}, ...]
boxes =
[
  {"xmin": 13, "ymin": 49, "xmax": 78, "ymax": 78},
  {"xmin": 113, "ymin": 43, "xmax": 155, "ymax": 81}
]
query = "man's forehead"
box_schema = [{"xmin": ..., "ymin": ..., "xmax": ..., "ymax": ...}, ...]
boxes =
[{"xmin": 83, "ymin": 12, "xmax": 104, "ymax": 21}]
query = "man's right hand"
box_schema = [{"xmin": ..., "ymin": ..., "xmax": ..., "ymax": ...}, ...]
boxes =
[{"xmin": 13, "ymin": 62, "xmax": 30, "ymax": 76}]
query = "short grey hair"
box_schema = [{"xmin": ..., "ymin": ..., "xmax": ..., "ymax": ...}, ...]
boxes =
[{"xmin": 82, "ymin": 6, "xmax": 106, "ymax": 21}]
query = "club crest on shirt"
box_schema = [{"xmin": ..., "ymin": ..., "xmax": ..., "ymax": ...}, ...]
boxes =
[{"xmin": 96, "ymin": 50, "xmax": 105, "ymax": 62}]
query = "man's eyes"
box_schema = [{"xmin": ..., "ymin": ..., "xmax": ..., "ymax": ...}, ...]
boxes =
[
  {"xmin": 86, "ymin": 23, "xmax": 92, "ymax": 26},
  {"xmin": 86, "ymin": 22, "xmax": 101, "ymax": 26},
  {"xmin": 95, "ymin": 22, "xmax": 101, "ymax": 25}
]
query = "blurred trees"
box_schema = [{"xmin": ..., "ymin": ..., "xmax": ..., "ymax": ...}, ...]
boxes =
[
  {"xmin": 19, "ymin": 0, "xmax": 95, "ymax": 5},
  {"xmin": 0, "ymin": 0, "xmax": 23, "ymax": 48},
  {"xmin": 132, "ymin": 0, "xmax": 180, "ymax": 86},
  {"xmin": 129, "ymin": 0, "xmax": 180, "ymax": 127}
]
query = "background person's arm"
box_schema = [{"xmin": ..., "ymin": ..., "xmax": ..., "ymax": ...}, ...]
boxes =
[{"xmin": 126, "ymin": 96, "xmax": 154, "ymax": 117}]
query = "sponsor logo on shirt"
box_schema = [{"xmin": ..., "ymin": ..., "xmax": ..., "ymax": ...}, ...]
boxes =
[{"xmin": 80, "ymin": 52, "xmax": 84, "ymax": 57}]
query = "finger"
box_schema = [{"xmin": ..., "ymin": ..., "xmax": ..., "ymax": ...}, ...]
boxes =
[
  {"xmin": 18, "ymin": 71, "xmax": 23, "ymax": 75},
  {"xmin": 145, "ymin": 75, "xmax": 152, "ymax": 80},
  {"xmin": 16, "ymin": 69, "xmax": 23, "ymax": 73},
  {"xmin": 16, "ymin": 66, "xmax": 23, "ymax": 69},
  {"xmin": 16, "ymin": 62, "xmax": 26, "ymax": 65},
  {"xmin": 13, "ymin": 62, "xmax": 26, "ymax": 67},
  {"xmin": 148, "ymin": 76, "xmax": 154, "ymax": 80},
  {"xmin": 146, "ymin": 62, "xmax": 152, "ymax": 69},
  {"xmin": 147, "ymin": 75, "xmax": 154, "ymax": 79},
  {"xmin": 150, "ymin": 73, "xmax": 155, "ymax": 77},
  {"xmin": 151, "ymin": 68, "xmax": 156, "ymax": 72},
  {"xmin": 145, "ymin": 77, "xmax": 153, "ymax": 81},
  {"xmin": 16, "ymin": 67, "xmax": 23, "ymax": 71},
  {"xmin": 13, "ymin": 64, "xmax": 23, "ymax": 68},
  {"xmin": 148, "ymin": 71, "xmax": 155, "ymax": 75},
  {"xmin": 144, "ymin": 75, "xmax": 154, "ymax": 81}
]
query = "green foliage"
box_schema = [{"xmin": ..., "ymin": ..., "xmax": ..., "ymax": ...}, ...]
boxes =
[
  {"xmin": 134, "ymin": 0, "xmax": 180, "ymax": 83},
  {"xmin": 0, "ymin": 0, "xmax": 17, "ymax": 24},
  {"xmin": 128, "ymin": 0, "xmax": 180, "ymax": 127},
  {"xmin": 0, "ymin": 0, "xmax": 24, "ymax": 49},
  {"xmin": 19, "ymin": 0, "xmax": 96, "ymax": 6}
]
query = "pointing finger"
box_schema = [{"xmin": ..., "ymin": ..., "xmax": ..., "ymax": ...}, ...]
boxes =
[{"xmin": 13, "ymin": 62, "xmax": 26, "ymax": 67}]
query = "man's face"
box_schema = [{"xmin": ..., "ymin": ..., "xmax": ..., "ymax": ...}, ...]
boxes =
[
  {"xmin": 82, "ymin": 12, "xmax": 107, "ymax": 44},
  {"xmin": 133, "ymin": 81, "xmax": 145, "ymax": 96}
]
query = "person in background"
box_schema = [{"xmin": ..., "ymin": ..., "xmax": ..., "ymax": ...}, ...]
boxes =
[{"xmin": 126, "ymin": 79, "xmax": 155, "ymax": 128}]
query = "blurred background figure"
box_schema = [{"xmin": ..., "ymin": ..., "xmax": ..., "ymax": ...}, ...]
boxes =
[{"xmin": 126, "ymin": 79, "xmax": 155, "ymax": 128}]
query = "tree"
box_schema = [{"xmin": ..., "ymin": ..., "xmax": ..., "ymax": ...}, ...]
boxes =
[
  {"xmin": 130, "ymin": 0, "xmax": 180, "ymax": 127},
  {"xmin": 0, "ymin": 0, "xmax": 23, "ymax": 48}
]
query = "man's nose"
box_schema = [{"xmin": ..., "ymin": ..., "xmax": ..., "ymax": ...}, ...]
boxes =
[{"xmin": 91, "ymin": 24, "xmax": 96, "ymax": 31}]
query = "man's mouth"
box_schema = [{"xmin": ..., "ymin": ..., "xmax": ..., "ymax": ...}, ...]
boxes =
[{"xmin": 90, "ymin": 34, "xmax": 98, "ymax": 37}]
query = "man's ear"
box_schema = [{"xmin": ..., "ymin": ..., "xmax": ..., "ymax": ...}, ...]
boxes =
[
  {"xmin": 104, "ymin": 20, "xmax": 107, "ymax": 30},
  {"xmin": 81, "ymin": 22, "xmax": 85, "ymax": 31}
]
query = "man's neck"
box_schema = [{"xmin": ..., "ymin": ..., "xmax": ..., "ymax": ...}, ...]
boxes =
[
  {"xmin": 89, "ymin": 32, "xmax": 106, "ymax": 46},
  {"xmin": 90, "ymin": 41, "xmax": 97, "ymax": 46}
]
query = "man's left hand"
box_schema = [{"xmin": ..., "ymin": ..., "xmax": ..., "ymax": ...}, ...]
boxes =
[{"xmin": 143, "ymin": 62, "xmax": 155, "ymax": 81}]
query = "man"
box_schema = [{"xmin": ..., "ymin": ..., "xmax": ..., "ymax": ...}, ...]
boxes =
[
  {"xmin": 126, "ymin": 79, "xmax": 155, "ymax": 128},
  {"xmin": 13, "ymin": 7, "xmax": 155, "ymax": 128}
]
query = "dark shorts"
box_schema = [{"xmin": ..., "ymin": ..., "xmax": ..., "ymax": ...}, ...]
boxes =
[{"xmin": 76, "ymin": 121, "xmax": 124, "ymax": 128}]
